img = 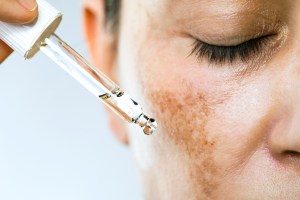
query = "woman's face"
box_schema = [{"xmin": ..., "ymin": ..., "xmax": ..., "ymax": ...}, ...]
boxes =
[{"xmin": 111, "ymin": 0, "xmax": 300, "ymax": 199}]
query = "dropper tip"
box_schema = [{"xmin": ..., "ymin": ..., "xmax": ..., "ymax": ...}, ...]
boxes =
[
  {"xmin": 135, "ymin": 114, "xmax": 158, "ymax": 135},
  {"xmin": 143, "ymin": 118, "xmax": 157, "ymax": 135}
]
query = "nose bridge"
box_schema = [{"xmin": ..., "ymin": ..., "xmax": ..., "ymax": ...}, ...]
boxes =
[
  {"xmin": 277, "ymin": 33, "xmax": 300, "ymax": 104},
  {"xmin": 287, "ymin": 105, "xmax": 300, "ymax": 146},
  {"xmin": 284, "ymin": 68, "xmax": 300, "ymax": 104},
  {"xmin": 287, "ymin": 69, "xmax": 300, "ymax": 143},
  {"xmin": 267, "ymin": 37, "xmax": 300, "ymax": 155}
]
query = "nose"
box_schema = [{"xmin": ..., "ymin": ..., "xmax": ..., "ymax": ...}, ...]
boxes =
[
  {"xmin": 268, "ymin": 106, "xmax": 300, "ymax": 160},
  {"xmin": 267, "ymin": 40, "xmax": 300, "ymax": 162},
  {"xmin": 264, "ymin": 16, "xmax": 300, "ymax": 168}
]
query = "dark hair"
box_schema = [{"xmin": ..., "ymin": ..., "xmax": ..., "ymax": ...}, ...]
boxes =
[{"xmin": 104, "ymin": 0, "xmax": 120, "ymax": 32}]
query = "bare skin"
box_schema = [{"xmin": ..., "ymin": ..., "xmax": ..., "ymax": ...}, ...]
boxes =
[
  {"xmin": 0, "ymin": 0, "xmax": 38, "ymax": 64},
  {"xmin": 84, "ymin": 0, "xmax": 300, "ymax": 199}
]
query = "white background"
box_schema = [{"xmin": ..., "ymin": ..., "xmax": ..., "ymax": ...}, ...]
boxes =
[{"xmin": 0, "ymin": 0, "xmax": 142, "ymax": 199}]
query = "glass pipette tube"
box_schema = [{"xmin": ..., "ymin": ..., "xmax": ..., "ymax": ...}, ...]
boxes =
[{"xmin": 40, "ymin": 34, "xmax": 157, "ymax": 135}]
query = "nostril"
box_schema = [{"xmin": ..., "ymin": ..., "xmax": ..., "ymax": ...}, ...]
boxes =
[{"xmin": 283, "ymin": 150, "xmax": 300, "ymax": 158}]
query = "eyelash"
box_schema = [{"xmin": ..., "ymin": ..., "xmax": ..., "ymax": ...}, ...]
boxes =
[{"xmin": 190, "ymin": 36, "xmax": 270, "ymax": 64}]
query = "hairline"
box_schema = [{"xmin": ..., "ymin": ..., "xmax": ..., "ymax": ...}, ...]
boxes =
[{"xmin": 104, "ymin": 0, "xmax": 121, "ymax": 32}]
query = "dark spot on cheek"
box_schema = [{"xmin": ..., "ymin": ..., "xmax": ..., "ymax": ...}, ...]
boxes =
[{"xmin": 147, "ymin": 89, "xmax": 220, "ymax": 199}]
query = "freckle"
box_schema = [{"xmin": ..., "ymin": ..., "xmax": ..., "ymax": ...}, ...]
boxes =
[{"xmin": 146, "ymin": 86, "xmax": 221, "ymax": 199}]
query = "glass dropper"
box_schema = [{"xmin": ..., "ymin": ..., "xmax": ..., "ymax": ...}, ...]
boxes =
[
  {"xmin": 0, "ymin": 0, "xmax": 156, "ymax": 135},
  {"xmin": 40, "ymin": 34, "xmax": 157, "ymax": 135}
]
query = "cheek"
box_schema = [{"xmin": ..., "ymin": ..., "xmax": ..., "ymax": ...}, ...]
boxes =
[{"xmin": 141, "ymin": 66, "xmax": 277, "ymax": 198}]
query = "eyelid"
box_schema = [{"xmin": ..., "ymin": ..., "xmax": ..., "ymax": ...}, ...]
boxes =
[
  {"xmin": 194, "ymin": 34, "xmax": 270, "ymax": 47},
  {"xmin": 189, "ymin": 35, "xmax": 272, "ymax": 65}
]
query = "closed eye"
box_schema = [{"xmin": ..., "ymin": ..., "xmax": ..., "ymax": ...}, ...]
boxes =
[{"xmin": 190, "ymin": 35, "xmax": 271, "ymax": 65}]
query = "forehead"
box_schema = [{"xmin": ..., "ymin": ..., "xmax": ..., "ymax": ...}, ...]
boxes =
[
  {"xmin": 122, "ymin": 0, "xmax": 286, "ymax": 40},
  {"xmin": 129, "ymin": 0, "xmax": 286, "ymax": 18}
]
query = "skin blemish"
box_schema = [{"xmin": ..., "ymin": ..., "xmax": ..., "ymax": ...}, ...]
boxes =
[{"xmin": 146, "ymin": 87, "xmax": 223, "ymax": 199}]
